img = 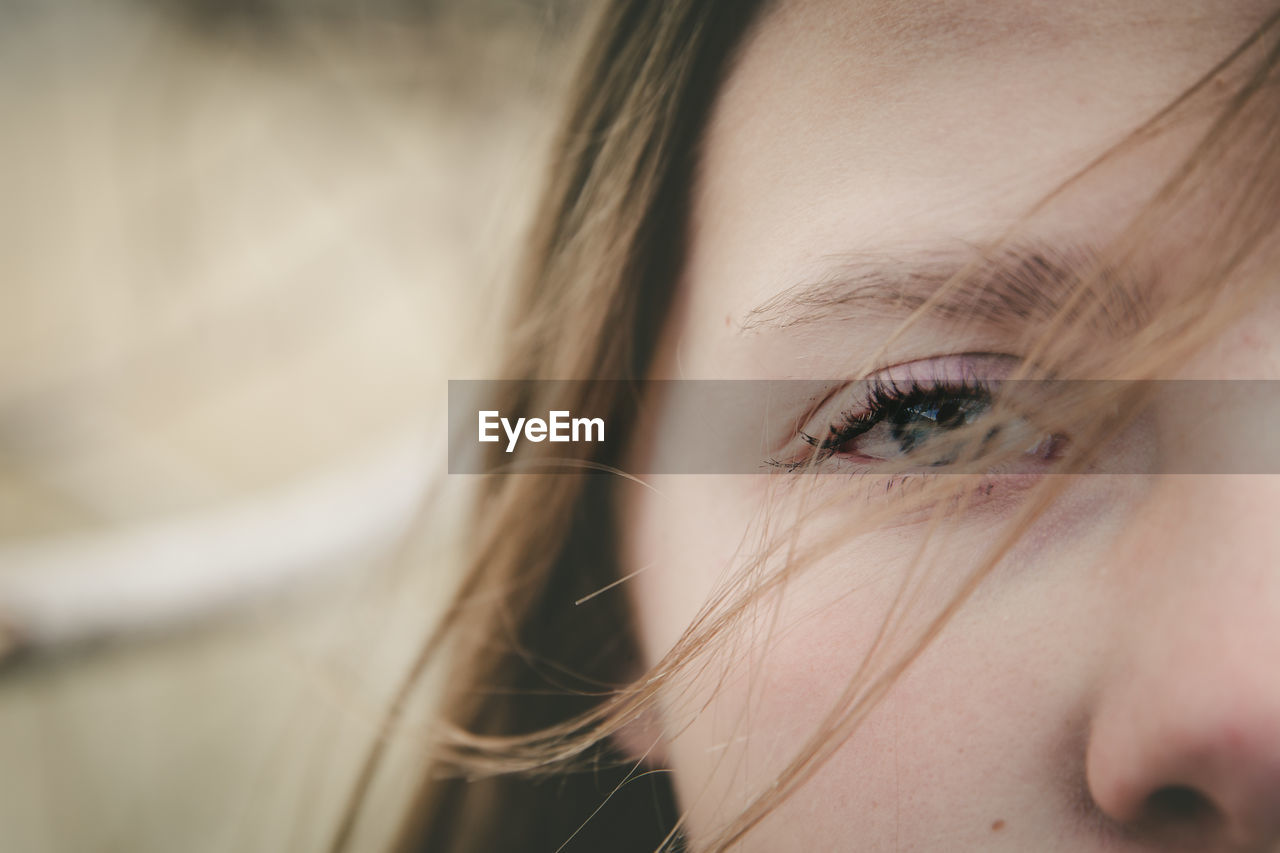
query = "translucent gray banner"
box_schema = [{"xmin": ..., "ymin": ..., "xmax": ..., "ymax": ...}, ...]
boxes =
[{"xmin": 448, "ymin": 380, "xmax": 1280, "ymax": 475}]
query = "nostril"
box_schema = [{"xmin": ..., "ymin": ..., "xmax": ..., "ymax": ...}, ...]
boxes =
[{"xmin": 1142, "ymin": 785, "xmax": 1221, "ymax": 830}]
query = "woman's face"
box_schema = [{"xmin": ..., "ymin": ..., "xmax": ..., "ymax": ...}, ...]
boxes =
[{"xmin": 620, "ymin": 1, "xmax": 1280, "ymax": 850}]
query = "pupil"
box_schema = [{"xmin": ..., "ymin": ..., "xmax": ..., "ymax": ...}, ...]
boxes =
[{"xmin": 936, "ymin": 400, "xmax": 964, "ymax": 428}]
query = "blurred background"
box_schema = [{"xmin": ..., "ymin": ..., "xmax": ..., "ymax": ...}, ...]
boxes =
[{"xmin": 0, "ymin": 0, "xmax": 588, "ymax": 849}]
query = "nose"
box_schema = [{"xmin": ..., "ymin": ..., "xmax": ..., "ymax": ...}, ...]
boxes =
[{"xmin": 1084, "ymin": 475, "xmax": 1280, "ymax": 851}]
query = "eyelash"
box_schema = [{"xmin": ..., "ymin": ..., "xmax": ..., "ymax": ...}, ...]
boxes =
[
  {"xmin": 799, "ymin": 376, "xmax": 994, "ymax": 461},
  {"xmin": 768, "ymin": 369, "xmax": 1065, "ymax": 495},
  {"xmin": 763, "ymin": 381, "xmax": 980, "ymax": 493}
]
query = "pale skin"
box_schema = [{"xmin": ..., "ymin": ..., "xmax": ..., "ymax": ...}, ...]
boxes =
[{"xmin": 618, "ymin": 1, "xmax": 1280, "ymax": 850}]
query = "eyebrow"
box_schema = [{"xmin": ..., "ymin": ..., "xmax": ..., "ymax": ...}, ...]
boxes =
[{"xmin": 740, "ymin": 241, "xmax": 1149, "ymax": 334}]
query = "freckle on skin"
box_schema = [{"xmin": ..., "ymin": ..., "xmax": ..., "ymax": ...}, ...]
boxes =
[{"xmin": 991, "ymin": 819, "xmax": 1006, "ymax": 832}]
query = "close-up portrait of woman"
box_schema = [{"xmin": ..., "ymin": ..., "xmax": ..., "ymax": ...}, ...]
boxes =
[{"xmin": 1, "ymin": 0, "xmax": 1277, "ymax": 852}]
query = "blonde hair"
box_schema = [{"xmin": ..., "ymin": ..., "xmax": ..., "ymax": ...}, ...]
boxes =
[{"xmin": 338, "ymin": 3, "xmax": 1280, "ymax": 851}]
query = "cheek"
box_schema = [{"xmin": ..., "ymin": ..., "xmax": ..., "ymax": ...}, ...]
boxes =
[
  {"xmin": 656, "ymin": 589, "xmax": 895, "ymax": 846},
  {"xmin": 623, "ymin": 481, "xmax": 1127, "ymax": 850},
  {"xmin": 624, "ymin": 492, "xmax": 915, "ymax": 844},
  {"xmin": 620, "ymin": 474, "xmax": 774, "ymax": 667},
  {"xmin": 662, "ymin": 583, "xmax": 1096, "ymax": 852}
]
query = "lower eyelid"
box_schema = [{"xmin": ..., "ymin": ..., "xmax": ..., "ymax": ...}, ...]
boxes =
[{"xmin": 769, "ymin": 471, "xmax": 1053, "ymax": 530}]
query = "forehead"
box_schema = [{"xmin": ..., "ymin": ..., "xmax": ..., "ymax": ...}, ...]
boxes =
[
  {"xmin": 680, "ymin": 0, "xmax": 1270, "ymax": 350},
  {"xmin": 719, "ymin": 0, "xmax": 1259, "ymax": 127}
]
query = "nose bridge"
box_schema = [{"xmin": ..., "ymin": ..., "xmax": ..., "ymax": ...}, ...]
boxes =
[
  {"xmin": 1127, "ymin": 292, "xmax": 1280, "ymax": 634},
  {"xmin": 1152, "ymin": 380, "xmax": 1280, "ymax": 475},
  {"xmin": 1113, "ymin": 474, "xmax": 1280, "ymax": 684},
  {"xmin": 1124, "ymin": 295, "xmax": 1280, "ymax": 668}
]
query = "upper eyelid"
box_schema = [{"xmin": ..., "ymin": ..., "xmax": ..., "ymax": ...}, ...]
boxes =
[{"xmin": 863, "ymin": 352, "xmax": 1021, "ymax": 387}]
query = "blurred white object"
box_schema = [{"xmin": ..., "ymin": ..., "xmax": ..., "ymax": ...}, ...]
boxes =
[{"xmin": 0, "ymin": 430, "xmax": 437, "ymax": 652}]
